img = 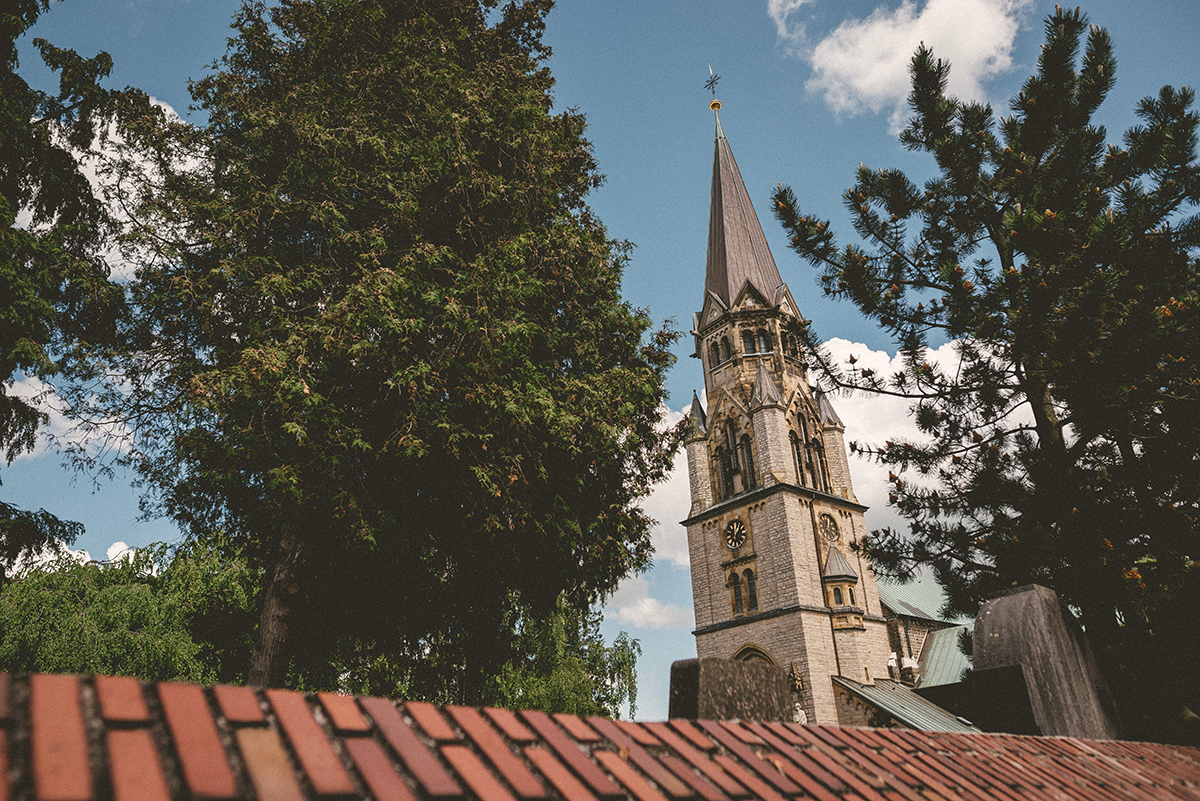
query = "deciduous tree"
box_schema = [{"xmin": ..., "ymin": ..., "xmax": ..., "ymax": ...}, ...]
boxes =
[{"xmin": 773, "ymin": 7, "xmax": 1199, "ymax": 741}]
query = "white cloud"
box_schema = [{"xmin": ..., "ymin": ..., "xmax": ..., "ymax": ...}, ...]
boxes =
[
  {"xmin": 604, "ymin": 575, "xmax": 694, "ymax": 631},
  {"xmin": 641, "ymin": 403, "xmax": 692, "ymax": 569},
  {"xmin": 768, "ymin": 0, "xmax": 813, "ymax": 40},
  {"xmin": 793, "ymin": 0, "xmax": 1032, "ymax": 130},
  {"xmin": 106, "ymin": 541, "xmax": 132, "ymax": 562},
  {"xmin": 12, "ymin": 542, "xmax": 92, "ymax": 575},
  {"xmin": 6, "ymin": 375, "xmax": 132, "ymax": 463}
]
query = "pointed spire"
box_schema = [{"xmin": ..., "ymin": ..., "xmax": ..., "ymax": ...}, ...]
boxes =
[
  {"xmin": 688, "ymin": 390, "xmax": 708, "ymax": 434},
  {"xmin": 750, "ymin": 361, "xmax": 783, "ymax": 409},
  {"xmin": 704, "ymin": 109, "xmax": 786, "ymax": 309},
  {"xmin": 822, "ymin": 546, "xmax": 859, "ymax": 582},
  {"xmin": 815, "ymin": 390, "xmax": 844, "ymax": 427}
]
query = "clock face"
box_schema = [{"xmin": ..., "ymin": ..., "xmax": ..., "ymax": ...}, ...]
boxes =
[
  {"xmin": 819, "ymin": 514, "xmax": 839, "ymax": 542},
  {"xmin": 724, "ymin": 520, "xmax": 748, "ymax": 549}
]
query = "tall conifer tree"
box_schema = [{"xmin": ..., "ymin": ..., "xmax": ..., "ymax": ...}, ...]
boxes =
[
  {"xmin": 107, "ymin": 0, "xmax": 678, "ymax": 696},
  {"xmin": 774, "ymin": 7, "xmax": 1199, "ymax": 741}
]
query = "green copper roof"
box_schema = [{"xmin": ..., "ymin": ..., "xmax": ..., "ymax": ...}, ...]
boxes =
[
  {"xmin": 833, "ymin": 676, "xmax": 981, "ymax": 733},
  {"xmin": 918, "ymin": 624, "xmax": 974, "ymax": 688}
]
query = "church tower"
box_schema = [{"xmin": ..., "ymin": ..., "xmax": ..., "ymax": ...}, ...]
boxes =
[{"xmin": 683, "ymin": 102, "xmax": 891, "ymax": 724}]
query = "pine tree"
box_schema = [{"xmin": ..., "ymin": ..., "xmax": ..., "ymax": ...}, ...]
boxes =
[
  {"xmin": 773, "ymin": 6, "xmax": 1199, "ymax": 741},
  {"xmin": 104, "ymin": 0, "xmax": 678, "ymax": 697}
]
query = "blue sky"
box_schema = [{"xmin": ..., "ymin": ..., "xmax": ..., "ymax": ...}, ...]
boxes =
[{"xmin": 11, "ymin": 0, "xmax": 1200, "ymax": 720}]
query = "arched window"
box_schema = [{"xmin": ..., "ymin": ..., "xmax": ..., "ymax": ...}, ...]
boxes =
[
  {"xmin": 719, "ymin": 337, "xmax": 731, "ymax": 362},
  {"xmin": 833, "ymin": 587, "xmax": 843, "ymax": 605},
  {"xmin": 739, "ymin": 435, "xmax": 756, "ymax": 489},
  {"xmin": 756, "ymin": 329, "xmax": 771, "ymax": 353},
  {"xmin": 709, "ymin": 341, "xmax": 720, "ymax": 368},
  {"xmin": 716, "ymin": 447, "xmax": 734, "ymax": 499},
  {"xmin": 790, "ymin": 431, "xmax": 805, "ymax": 488},
  {"xmin": 725, "ymin": 420, "xmax": 739, "ymax": 473},
  {"xmin": 816, "ymin": 441, "xmax": 832, "ymax": 493},
  {"xmin": 744, "ymin": 569, "xmax": 758, "ymax": 611},
  {"xmin": 742, "ymin": 330, "xmax": 756, "ymax": 355},
  {"xmin": 848, "ymin": 587, "xmax": 856, "ymax": 606},
  {"xmin": 730, "ymin": 572, "xmax": 744, "ymax": 614}
]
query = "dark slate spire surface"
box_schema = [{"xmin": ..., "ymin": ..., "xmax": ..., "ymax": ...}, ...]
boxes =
[
  {"xmin": 750, "ymin": 361, "xmax": 783, "ymax": 409},
  {"xmin": 822, "ymin": 545, "xmax": 859, "ymax": 582},
  {"xmin": 815, "ymin": 390, "xmax": 844, "ymax": 427},
  {"xmin": 705, "ymin": 112, "xmax": 786, "ymax": 309},
  {"xmin": 688, "ymin": 390, "xmax": 708, "ymax": 434}
]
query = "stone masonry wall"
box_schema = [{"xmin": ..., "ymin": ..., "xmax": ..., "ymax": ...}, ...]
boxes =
[{"xmin": 752, "ymin": 404, "xmax": 795, "ymax": 488}]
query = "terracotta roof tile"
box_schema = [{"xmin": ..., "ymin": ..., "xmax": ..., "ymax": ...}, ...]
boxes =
[
  {"xmin": 158, "ymin": 682, "xmax": 238, "ymax": 800},
  {"xmin": 585, "ymin": 716, "xmax": 693, "ymax": 799},
  {"xmin": 642, "ymin": 723, "xmax": 744, "ymax": 798},
  {"xmin": 594, "ymin": 750, "xmax": 670, "ymax": 801},
  {"xmin": 95, "ymin": 676, "xmax": 150, "ymax": 725},
  {"xmin": 524, "ymin": 746, "xmax": 599, "ymax": 801},
  {"xmin": 615, "ymin": 721, "xmax": 661, "ymax": 747},
  {"xmin": 107, "ymin": 729, "xmax": 171, "ymax": 801},
  {"xmin": 361, "ymin": 697, "xmax": 463, "ymax": 798},
  {"xmin": 654, "ymin": 755, "xmax": 728, "ymax": 801},
  {"xmin": 443, "ymin": 745, "xmax": 517, "ymax": 801},
  {"xmin": 7, "ymin": 672, "xmax": 1200, "ymax": 801},
  {"xmin": 554, "ymin": 713, "xmax": 601, "ymax": 743},
  {"xmin": 265, "ymin": 689, "xmax": 355, "ymax": 796},
  {"xmin": 236, "ymin": 727, "xmax": 306, "ymax": 801},
  {"xmin": 215, "ymin": 685, "xmax": 265, "ymax": 725},
  {"xmin": 30, "ymin": 673, "xmax": 92, "ymax": 801},
  {"xmin": 519, "ymin": 710, "xmax": 623, "ymax": 799},
  {"xmin": 484, "ymin": 707, "xmax": 538, "ymax": 742},
  {"xmin": 317, "ymin": 693, "xmax": 370, "ymax": 734},
  {"xmin": 447, "ymin": 706, "xmax": 547, "ymax": 800},
  {"xmin": 344, "ymin": 737, "xmax": 418, "ymax": 801},
  {"xmin": 407, "ymin": 702, "xmax": 459, "ymax": 744}
]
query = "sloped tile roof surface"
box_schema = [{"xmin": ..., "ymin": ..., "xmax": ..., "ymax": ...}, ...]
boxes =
[{"xmin": 7, "ymin": 672, "xmax": 1200, "ymax": 801}]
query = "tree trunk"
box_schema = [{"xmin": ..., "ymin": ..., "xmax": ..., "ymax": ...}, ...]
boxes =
[{"xmin": 247, "ymin": 527, "xmax": 304, "ymax": 687}]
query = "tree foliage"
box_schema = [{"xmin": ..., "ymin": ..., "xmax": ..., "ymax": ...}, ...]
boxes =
[
  {"xmin": 0, "ymin": 0, "xmax": 140, "ymax": 572},
  {"xmin": 0, "ymin": 537, "xmax": 258, "ymax": 683},
  {"xmin": 773, "ymin": 7, "xmax": 1199, "ymax": 741},
  {"xmin": 101, "ymin": 0, "xmax": 678, "ymax": 697}
]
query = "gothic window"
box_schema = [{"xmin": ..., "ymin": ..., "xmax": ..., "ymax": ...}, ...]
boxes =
[
  {"xmin": 729, "ymin": 572, "xmax": 744, "ymax": 615},
  {"xmin": 725, "ymin": 420, "xmax": 739, "ymax": 473},
  {"xmin": 816, "ymin": 441, "xmax": 832, "ymax": 494},
  {"xmin": 756, "ymin": 329, "xmax": 771, "ymax": 353},
  {"xmin": 742, "ymin": 329, "xmax": 756, "ymax": 355},
  {"xmin": 716, "ymin": 447, "xmax": 734, "ymax": 499},
  {"xmin": 848, "ymin": 587, "xmax": 856, "ymax": 606},
  {"xmin": 739, "ymin": 435, "xmax": 756, "ymax": 489},
  {"xmin": 832, "ymin": 587, "xmax": 843, "ymax": 605},
  {"xmin": 790, "ymin": 431, "xmax": 805, "ymax": 488},
  {"xmin": 709, "ymin": 341, "xmax": 720, "ymax": 368},
  {"xmin": 719, "ymin": 337, "xmax": 731, "ymax": 363},
  {"xmin": 744, "ymin": 569, "xmax": 758, "ymax": 611}
]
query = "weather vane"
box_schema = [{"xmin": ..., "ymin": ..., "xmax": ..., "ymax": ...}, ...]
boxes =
[{"xmin": 705, "ymin": 66, "xmax": 722, "ymax": 111}]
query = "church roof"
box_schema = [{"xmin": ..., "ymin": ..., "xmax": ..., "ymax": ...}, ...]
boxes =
[
  {"xmin": 13, "ymin": 670, "xmax": 1200, "ymax": 801},
  {"xmin": 704, "ymin": 112, "xmax": 786, "ymax": 309},
  {"xmin": 822, "ymin": 545, "xmax": 859, "ymax": 582},
  {"xmin": 833, "ymin": 676, "xmax": 979, "ymax": 733},
  {"xmin": 749, "ymin": 361, "xmax": 783, "ymax": 409}
]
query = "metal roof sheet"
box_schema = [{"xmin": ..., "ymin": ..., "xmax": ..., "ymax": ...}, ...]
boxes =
[
  {"xmin": 833, "ymin": 676, "xmax": 981, "ymax": 733},
  {"xmin": 877, "ymin": 575, "xmax": 970, "ymax": 623},
  {"xmin": 918, "ymin": 624, "xmax": 974, "ymax": 688}
]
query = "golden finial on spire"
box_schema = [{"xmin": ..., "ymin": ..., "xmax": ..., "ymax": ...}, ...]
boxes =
[{"xmin": 706, "ymin": 65, "xmax": 722, "ymax": 111}]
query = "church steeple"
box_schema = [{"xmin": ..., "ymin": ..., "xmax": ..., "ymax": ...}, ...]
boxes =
[{"xmin": 704, "ymin": 110, "xmax": 786, "ymax": 309}]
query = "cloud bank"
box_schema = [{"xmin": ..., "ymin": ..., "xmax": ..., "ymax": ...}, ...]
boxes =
[{"xmin": 774, "ymin": 0, "xmax": 1033, "ymax": 130}]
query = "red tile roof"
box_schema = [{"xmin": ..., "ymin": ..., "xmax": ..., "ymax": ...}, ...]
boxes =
[{"xmin": 5, "ymin": 672, "xmax": 1200, "ymax": 801}]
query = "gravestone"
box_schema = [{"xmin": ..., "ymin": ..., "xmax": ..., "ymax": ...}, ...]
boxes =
[{"xmin": 668, "ymin": 657, "xmax": 790, "ymax": 721}]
